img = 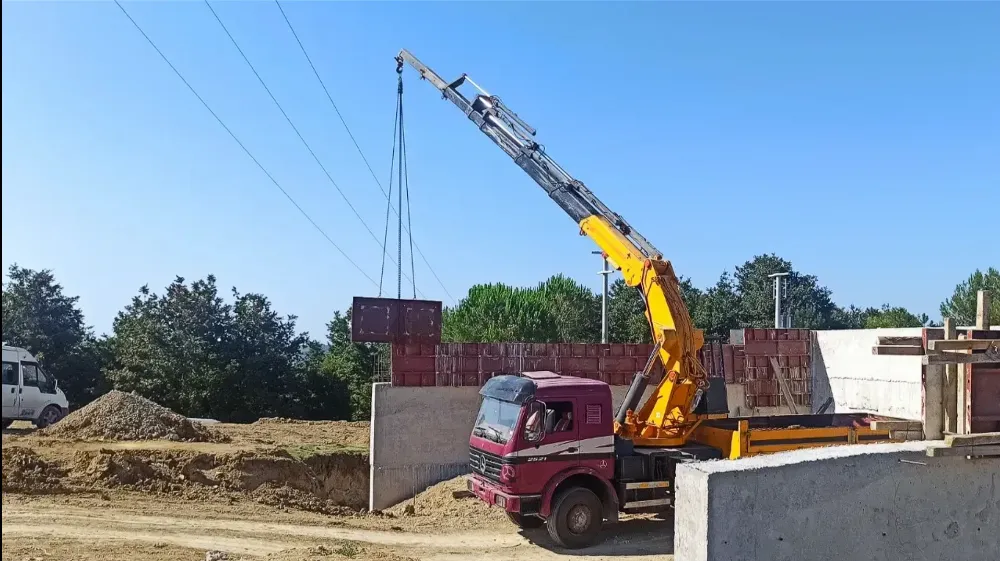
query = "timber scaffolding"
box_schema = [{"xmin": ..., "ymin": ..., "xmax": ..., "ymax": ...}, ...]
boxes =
[{"xmin": 872, "ymin": 290, "xmax": 999, "ymax": 440}]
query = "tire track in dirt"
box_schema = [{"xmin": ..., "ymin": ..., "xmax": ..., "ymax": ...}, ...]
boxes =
[{"xmin": 2, "ymin": 506, "xmax": 525, "ymax": 552}]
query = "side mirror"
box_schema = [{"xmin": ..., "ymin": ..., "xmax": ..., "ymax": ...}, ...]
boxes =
[{"xmin": 523, "ymin": 400, "xmax": 546, "ymax": 443}]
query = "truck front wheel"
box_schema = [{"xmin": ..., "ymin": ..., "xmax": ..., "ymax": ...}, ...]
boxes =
[
  {"xmin": 546, "ymin": 487, "xmax": 603, "ymax": 549},
  {"xmin": 34, "ymin": 405, "xmax": 64, "ymax": 429},
  {"xmin": 506, "ymin": 511, "xmax": 543, "ymax": 529}
]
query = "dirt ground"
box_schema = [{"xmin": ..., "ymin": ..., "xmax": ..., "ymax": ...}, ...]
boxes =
[{"xmin": 3, "ymin": 418, "xmax": 674, "ymax": 561}]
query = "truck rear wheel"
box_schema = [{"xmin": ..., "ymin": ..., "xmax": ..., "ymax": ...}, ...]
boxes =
[
  {"xmin": 506, "ymin": 511, "xmax": 543, "ymax": 529},
  {"xmin": 546, "ymin": 486, "xmax": 603, "ymax": 549},
  {"xmin": 2, "ymin": 419, "xmax": 12, "ymax": 430}
]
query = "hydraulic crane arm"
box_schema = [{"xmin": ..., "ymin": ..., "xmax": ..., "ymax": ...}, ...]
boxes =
[{"xmin": 398, "ymin": 49, "xmax": 709, "ymax": 446}]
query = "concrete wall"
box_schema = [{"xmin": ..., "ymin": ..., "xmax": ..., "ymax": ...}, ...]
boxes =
[
  {"xmin": 368, "ymin": 382, "xmax": 653, "ymax": 510},
  {"xmin": 811, "ymin": 328, "xmax": 925, "ymax": 419},
  {"xmin": 369, "ymin": 383, "xmax": 482, "ymax": 510},
  {"xmin": 675, "ymin": 441, "xmax": 1000, "ymax": 561}
]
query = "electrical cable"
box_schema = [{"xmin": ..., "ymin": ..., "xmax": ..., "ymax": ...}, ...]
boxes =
[
  {"xmin": 113, "ymin": 0, "xmax": 379, "ymax": 288},
  {"xmin": 203, "ymin": 1, "xmax": 422, "ymax": 296},
  {"xmin": 274, "ymin": 0, "xmax": 456, "ymax": 304}
]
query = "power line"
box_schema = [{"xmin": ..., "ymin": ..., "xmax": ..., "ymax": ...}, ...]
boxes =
[
  {"xmin": 113, "ymin": 0, "xmax": 378, "ymax": 288},
  {"xmin": 273, "ymin": 0, "xmax": 457, "ymax": 304},
  {"xmin": 203, "ymin": 0, "xmax": 422, "ymax": 297}
]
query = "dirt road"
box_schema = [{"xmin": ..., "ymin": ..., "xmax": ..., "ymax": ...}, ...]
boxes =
[
  {"xmin": 3, "ymin": 408, "xmax": 673, "ymax": 561},
  {"xmin": 2, "ymin": 495, "xmax": 674, "ymax": 561}
]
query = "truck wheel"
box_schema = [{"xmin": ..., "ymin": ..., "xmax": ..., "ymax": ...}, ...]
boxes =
[
  {"xmin": 2, "ymin": 419, "xmax": 12, "ymax": 430},
  {"xmin": 506, "ymin": 511, "xmax": 544, "ymax": 529},
  {"xmin": 546, "ymin": 487, "xmax": 603, "ymax": 549},
  {"xmin": 34, "ymin": 405, "xmax": 64, "ymax": 429}
]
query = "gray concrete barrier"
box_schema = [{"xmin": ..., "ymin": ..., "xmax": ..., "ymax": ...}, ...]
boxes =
[{"xmin": 675, "ymin": 441, "xmax": 999, "ymax": 561}]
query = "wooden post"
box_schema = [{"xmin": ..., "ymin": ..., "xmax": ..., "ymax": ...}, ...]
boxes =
[
  {"xmin": 957, "ymin": 333, "xmax": 970, "ymax": 435},
  {"xmin": 924, "ymin": 363, "xmax": 945, "ymax": 440},
  {"xmin": 943, "ymin": 318, "xmax": 958, "ymax": 433},
  {"xmin": 977, "ymin": 290, "xmax": 992, "ymax": 330}
]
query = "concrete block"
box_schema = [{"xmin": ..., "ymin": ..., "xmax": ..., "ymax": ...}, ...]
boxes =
[{"xmin": 675, "ymin": 442, "xmax": 1000, "ymax": 561}]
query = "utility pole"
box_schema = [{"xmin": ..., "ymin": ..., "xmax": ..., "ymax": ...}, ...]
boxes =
[
  {"xmin": 768, "ymin": 272, "xmax": 790, "ymax": 328},
  {"xmin": 594, "ymin": 251, "xmax": 612, "ymax": 343}
]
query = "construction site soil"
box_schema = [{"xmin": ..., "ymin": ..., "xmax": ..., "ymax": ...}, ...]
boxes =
[{"xmin": 2, "ymin": 393, "xmax": 673, "ymax": 560}]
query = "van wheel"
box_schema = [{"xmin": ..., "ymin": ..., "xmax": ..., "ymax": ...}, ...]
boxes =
[
  {"xmin": 506, "ymin": 511, "xmax": 544, "ymax": 529},
  {"xmin": 546, "ymin": 486, "xmax": 603, "ymax": 549},
  {"xmin": 2, "ymin": 420, "xmax": 12, "ymax": 430},
  {"xmin": 34, "ymin": 405, "xmax": 64, "ymax": 429}
]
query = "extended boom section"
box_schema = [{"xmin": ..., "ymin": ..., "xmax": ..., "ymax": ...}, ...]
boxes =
[{"xmin": 397, "ymin": 49, "xmax": 709, "ymax": 445}]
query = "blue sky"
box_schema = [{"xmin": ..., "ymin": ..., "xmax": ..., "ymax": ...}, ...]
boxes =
[{"xmin": 3, "ymin": 1, "xmax": 997, "ymax": 338}]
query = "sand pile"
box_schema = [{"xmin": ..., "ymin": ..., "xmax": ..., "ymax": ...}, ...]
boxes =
[
  {"xmin": 41, "ymin": 390, "xmax": 227, "ymax": 442},
  {"xmin": 387, "ymin": 476, "xmax": 506, "ymax": 528}
]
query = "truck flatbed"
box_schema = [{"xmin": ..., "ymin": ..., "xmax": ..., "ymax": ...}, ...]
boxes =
[{"xmin": 693, "ymin": 413, "xmax": 894, "ymax": 459}]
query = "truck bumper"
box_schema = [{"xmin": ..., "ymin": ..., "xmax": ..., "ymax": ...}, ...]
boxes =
[{"xmin": 467, "ymin": 475, "xmax": 541, "ymax": 516}]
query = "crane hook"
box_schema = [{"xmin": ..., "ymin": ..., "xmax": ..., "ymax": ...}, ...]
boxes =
[{"xmin": 395, "ymin": 55, "xmax": 404, "ymax": 75}]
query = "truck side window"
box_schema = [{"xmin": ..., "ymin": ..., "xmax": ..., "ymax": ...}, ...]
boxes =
[
  {"xmin": 21, "ymin": 363, "xmax": 39, "ymax": 387},
  {"xmin": 546, "ymin": 401, "xmax": 574, "ymax": 433},
  {"xmin": 36, "ymin": 368, "xmax": 55, "ymax": 394},
  {"xmin": 2, "ymin": 362, "xmax": 17, "ymax": 385}
]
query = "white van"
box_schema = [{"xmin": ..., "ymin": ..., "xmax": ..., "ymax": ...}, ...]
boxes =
[{"xmin": 2, "ymin": 345, "xmax": 69, "ymax": 429}]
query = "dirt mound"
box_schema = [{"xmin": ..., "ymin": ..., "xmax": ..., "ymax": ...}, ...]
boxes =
[
  {"xmin": 387, "ymin": 476, "xmax": 506, "ymax": 528},
  {"xmin": 42, "ymin": 390, "xmax": 227, "ymax": 442},
  {"xmin": 55, "ymin": 447, "xmax": 368, "ymax": 513},
  {"xmin": 1, "ymin": 448, "xmax": 67, "ymax": 494}
]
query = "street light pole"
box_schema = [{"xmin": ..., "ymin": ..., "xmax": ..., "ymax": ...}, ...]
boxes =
[
  {"xmin": 768, "ymin": 272, "xmax": 791, "ymax": 328},
  {"xmin": 594, "ymin": 251, "xmax": 612, "ymax": 343}
]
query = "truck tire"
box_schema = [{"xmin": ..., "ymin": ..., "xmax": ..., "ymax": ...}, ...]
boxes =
[
  {"xmin": 506, "ymin": 511, "xmax": 544, "ymax": 529},
  {"xmin": 34, "ymin": 405, "xmax": 64, "ymax": 429},
  {"xmin": 545, "ymin": 486, "xmax": 603, "ymax": 549},
  {"xmin": 2, "ymin": 419, "xmax": 12, "ymax": 430}
]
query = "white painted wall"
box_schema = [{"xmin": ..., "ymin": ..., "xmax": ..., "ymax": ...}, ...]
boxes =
[{"xmin": 811, "ymin": 328, "xmax": 924, "ymax": 419}]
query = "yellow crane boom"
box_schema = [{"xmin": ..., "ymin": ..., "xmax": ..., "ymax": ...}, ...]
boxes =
[{"xmin": 397, "ymin": 49, "xmax": 710, "ymax": 446}]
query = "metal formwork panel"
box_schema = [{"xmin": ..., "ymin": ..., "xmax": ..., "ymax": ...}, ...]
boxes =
[{"xmin": 351, "ymin": 297, "xmax": 442, "ymax": 344}]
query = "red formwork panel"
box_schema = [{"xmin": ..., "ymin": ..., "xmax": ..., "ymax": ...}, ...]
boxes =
[
  {"xmin": 970, "ymin": 364, "xmax": 1000, "ymax": 433},
  {"xmin": 391, "ymin": 341, "xmax": 666, "ymax": 387},
  {"xmin": 744, "ymin": 340, "xmax": 778, "ymax": 356},
  {"xmin": 352, "ymin": 297, "xmax": 442, "ymax": 344}
]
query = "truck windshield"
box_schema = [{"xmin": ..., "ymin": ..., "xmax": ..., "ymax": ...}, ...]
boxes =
[{"xmin": 473, "ymin": 397, "xmax": 521, "ymax": 444}]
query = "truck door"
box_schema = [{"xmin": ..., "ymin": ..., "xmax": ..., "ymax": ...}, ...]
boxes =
[
  {"xmin": 518, "ymin": 399, "xmax": 580, "ymax": 480},
  {"xmin": 17, "ymin": 362, "xmax": 43, "ymax": 419},
  {"xmin": 2, "ymin": 361, "xmax": 18, "ymax": 418}
]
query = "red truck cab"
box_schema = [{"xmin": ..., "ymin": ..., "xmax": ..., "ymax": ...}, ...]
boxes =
[{"xmin": 467, "ymin": 371, "xmax": 623, "ymax": 547}]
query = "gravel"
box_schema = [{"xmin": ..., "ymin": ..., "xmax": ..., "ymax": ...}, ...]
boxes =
[{"xmin": 41, "ymin": 390, "xmax": 227, "ymax": 442}]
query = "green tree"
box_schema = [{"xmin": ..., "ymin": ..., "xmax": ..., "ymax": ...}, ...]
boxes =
[
  {"xmin": 105, "ymin": 275, "xmax": 336, "ymax": 422},
  {"xmin": 319, "ymin": 309, "xmax": 376, "ymax": 421},
  {"xmin": 443, "ymin": 283, "xmax": 559, "ymax": 342},
  {"xmin": 607, "ymin": 279, "xmax": 651, "ymax": 344},
  {"xmin": 863, "ymin": 305, "xmax": 931, "ymax": 329},
  {"xmin": 537, "ymin": 274, "xmax": 601, "ymax": 343},
  {"xmin": 734, "ymin": 254, "xmax": 840, "ymax": 329},
  {"xmin": 692, "ymin": 273, "xmax": 740, "ymax": 339},
  {"xmin": 940, "ymin": 268, "xmax": 999, "ymax": 326},
  {"xmin": 1, "ymin": 264, "xmax": 108, "ymax": 406}
]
